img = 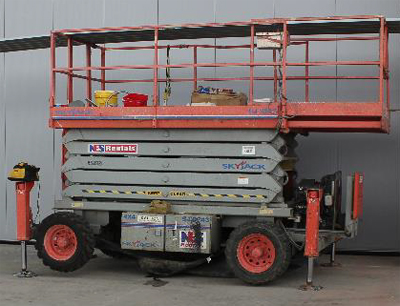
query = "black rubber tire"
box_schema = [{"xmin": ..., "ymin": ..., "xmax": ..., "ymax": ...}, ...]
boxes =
[
  {"xmin": 35, "ymin": 212, "xmax": 95, "ymax": 272},
  {"xmin": 225, "ymin": 222, "xmax": 291, "ymax": 285}
]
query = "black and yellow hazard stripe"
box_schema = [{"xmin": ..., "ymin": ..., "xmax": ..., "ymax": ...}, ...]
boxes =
[
  {"xmin": 83, "ymin": 189, "xmax": 162, "ymax": 196},
  {"xmin": 191, "ymin": 192, "xmax": 266, "ymax": 199},
  {"xmin": 82, "ymin": 189, "xmax": 267, "ymax": 199}
]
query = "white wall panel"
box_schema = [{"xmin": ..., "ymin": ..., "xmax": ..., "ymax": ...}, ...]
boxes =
[
  {"xmin": 0, "ymin": 0, "xmax": 6, "ymax": 238},
  {"xmin": 4, "ymin": 0, "xmax": 52, "ymax": 38},
  {"xmin": 53, "ymin": 0, "xmax": 105, "ymax": 30},
  {"xmin": 213, "ymin": 0, "xmax": 275, "ymax": 100},
  {"xmin": 159, "ymin": 0, "xmax": 215, "ymax": 24},
  {"xmin": 334, "ymin": 0, "xmax": 400, "ymax": 251},
  {"xmin": 102, "ymin": 0, "xmax": 157, "ymax": 99},
  {"xmin": 157, "ymin": 0, "xmax": 216, "ymax": 105},
  {"xmin": 216, "ymin": 0, "xmax": 274, "ymax": 22},
  {"xmin": 104, "ymin": 0, "xmax": 157, "ymax": 27},
  {"xmin": 2, "ymin": 0, "xmax": 53, "ymax": 240},
  {"xmin": 336, "ymin": 0, "xmax": 399, "ymax": 18},
  {"xmin": 274, "ymin": 0, "xmax": 335, "ymax": 17}
]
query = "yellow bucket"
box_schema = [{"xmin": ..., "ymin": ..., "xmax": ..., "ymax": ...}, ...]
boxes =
[{"xmin": 94, "ymin": 90, "xmax": 118, "ymax": 107}]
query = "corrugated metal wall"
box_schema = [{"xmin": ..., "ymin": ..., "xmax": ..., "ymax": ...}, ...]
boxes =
[{"xmin": 0, "ymin": 0, "xmax": 399, "ymax": 251}]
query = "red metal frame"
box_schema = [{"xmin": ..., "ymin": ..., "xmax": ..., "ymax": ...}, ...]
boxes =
[{"xmin": 48, "ymin": 15, "xmax": 391, "ymax": 133}]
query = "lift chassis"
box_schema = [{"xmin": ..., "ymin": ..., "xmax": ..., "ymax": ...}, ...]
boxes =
[
  {"xmin": 29, "ymin": 15, "xmax": 392, "ymax": 285},
  {"xmin": 36, "ymin": 128, "xmax": 363, "ymax": 285}
]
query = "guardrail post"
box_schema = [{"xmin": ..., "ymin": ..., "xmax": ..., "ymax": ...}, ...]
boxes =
[
  {"xmin": 67, "ymin": 37, "xmax": 73, "ymax": 103},
  {"xmin": 101, "ymin": 48, "xmax": 106, "ymax": 90},
  {"xmin": 86, "ymin": 44, "xmax": 92, "ymax": 101}
]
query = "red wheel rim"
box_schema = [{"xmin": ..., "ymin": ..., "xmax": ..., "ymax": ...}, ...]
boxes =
[
  {"xmin": 44, "ymin": 225, "xmax": 78, "ymax": 261},
  {"xmin": 237, "ymin": 233, "xmax": 276, "ymax": 273}
]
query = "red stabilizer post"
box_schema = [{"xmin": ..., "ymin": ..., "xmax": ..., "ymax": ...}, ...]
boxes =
[
  {"xmin": 352, "ymin": 172, "xmax": 364, "ymax": 220},
  {"xmin": 15, "ymin": 181, "xmax": 35, "ymax": 241},
  {"xmin": 300, "ymin": 188, "xmax": 323, "ymax": 291},
  {"xmin": 14, "ymin": 181, "xmax": 37, "ymax": 278},
  {"xmin": 304, "ymin": 189, "xmax": 321, "ymax": 258}
]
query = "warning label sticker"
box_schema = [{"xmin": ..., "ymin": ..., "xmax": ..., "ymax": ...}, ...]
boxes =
[
  {"xmin": 88, "ymin": 143, "xmax": 138, "ymax": 154},
  {"xmin": 242, "ymin": 145, "xmax": 256, "ymax": 155},
  {"xmin": 137, "ymin": 214, "xmax": 163, "ymax": 224},
  {"xmin": 237, "ymin": 177, "xmax": 249, "ymax": 185},
  {"xmin": 169, "ymin": 191, "xmax": 189, "ymax": 197},
  {"xmin": 141, "ymin": 190, "xmax": 162, "ymax": 196}
]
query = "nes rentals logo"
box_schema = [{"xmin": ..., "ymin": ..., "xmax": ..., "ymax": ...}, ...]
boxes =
[
  {"xmin": 180, "ymin": 230, "xmax": 207, "ymax": 249},
  {"xmin": 88, "ymin": 143, "xmax": 138, "ymax": 154}
]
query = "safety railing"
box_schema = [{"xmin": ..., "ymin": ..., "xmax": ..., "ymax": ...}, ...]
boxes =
[{"xmin": 49, "ymin": 15, "xmax": 390, "ymax": 132}]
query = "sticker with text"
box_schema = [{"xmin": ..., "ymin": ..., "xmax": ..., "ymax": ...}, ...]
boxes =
[
  {"xmin": 237, "ymin": 177, "xmax": 249, "ymax": 185},
  {"xmin": 88, "ymin": 143, "xmax": 138, "ymax": 154},
  {"xmin": 137, "ymin": 214, "xmax": 163, "ymax": 224},
  {"xmin": 242, "ymin": 145, "xmax": 256, "ymax": 155}
]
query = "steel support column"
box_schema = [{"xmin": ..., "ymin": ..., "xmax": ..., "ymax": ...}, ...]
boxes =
[
  {"xmin": 101, "ymin": 48, "xmax": 106, "ymax": 90},
  {"xmin": 67, "ymin": 37, "xmax": 73, "ymax": 103}
]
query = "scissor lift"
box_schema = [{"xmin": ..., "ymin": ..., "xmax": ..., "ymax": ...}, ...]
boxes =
[{"xmin": 2, "ymin": 15, "xmax": 397, "ymax": 286}]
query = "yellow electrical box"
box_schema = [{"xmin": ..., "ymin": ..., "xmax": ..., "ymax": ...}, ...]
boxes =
[{"xmin": 8, "ymin": 162, "xmax": 40, "ymax": 182}]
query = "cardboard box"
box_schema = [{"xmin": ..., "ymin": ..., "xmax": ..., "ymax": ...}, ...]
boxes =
[
  {"xmin": 256, "ymin": 31, "xmax": 289, "ymax": 49},
  {"xmin": 191, "ymin": 92, "xmax": 247, "ymax": 106}
]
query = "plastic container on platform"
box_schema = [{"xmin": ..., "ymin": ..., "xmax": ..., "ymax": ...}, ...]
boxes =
[
  {"xmin": 94, "ymin": 90, "xmax": 118, "ymax": 107},
  {"xmin": 122, "ymin": 93, "xmax": 148, "ymax": 107}
]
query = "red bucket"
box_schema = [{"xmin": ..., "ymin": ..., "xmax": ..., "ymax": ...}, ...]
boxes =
[{"xmin": 122, "ymin": 93, "xmax": 148, "ymax": 107}]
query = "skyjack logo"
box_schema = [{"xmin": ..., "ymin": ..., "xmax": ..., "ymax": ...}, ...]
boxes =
[
  {"xmin": 222, "ymin": 161, "xmax": 266, "ymax": 171},
  {"xmin": 88, "ymin": 143, "xmax": 138, "ymax": 154}
]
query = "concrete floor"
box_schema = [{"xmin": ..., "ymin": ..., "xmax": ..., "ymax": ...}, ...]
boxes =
[{"xmin": 0, "ymin": 244, "xmax": 399, "ymax": 306}]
